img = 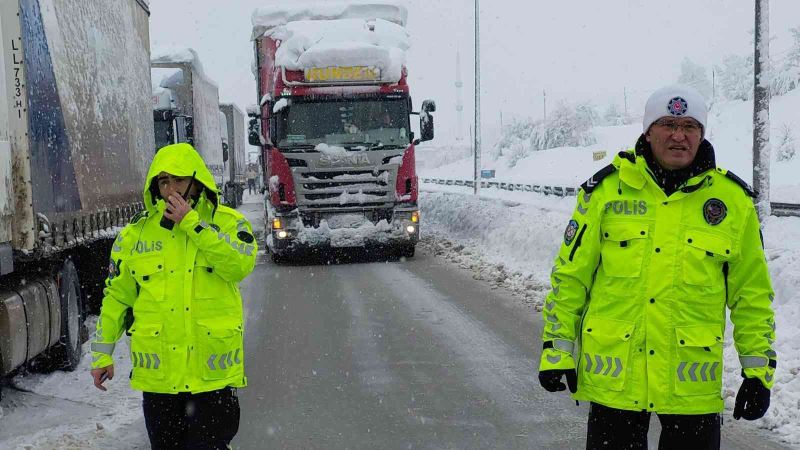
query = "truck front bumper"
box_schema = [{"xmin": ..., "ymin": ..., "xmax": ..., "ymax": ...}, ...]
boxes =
[{"xmin": 268, "ymin": 208, "xmax": 419, "ymax": 255}]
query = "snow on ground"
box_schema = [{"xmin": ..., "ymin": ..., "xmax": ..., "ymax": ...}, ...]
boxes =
[
  {"xmin": 417, "ymin": 183, "xmax": 800, "ymax": 447},
  {"xmin": 0, "ymin": 317, "xmax": 148, "ymax": 449}
]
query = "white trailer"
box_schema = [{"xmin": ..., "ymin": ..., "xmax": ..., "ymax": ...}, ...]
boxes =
[
  {"xmin": 220, "ymin": 103, "xmax": 246, "ymax": 207},
  {"xmin": 0, "ymin": 0, "xmax": 153, "ymax": 389},
  {"xmin": 151, "ymin": 49, "xmax": 224, "ymax": 186}
]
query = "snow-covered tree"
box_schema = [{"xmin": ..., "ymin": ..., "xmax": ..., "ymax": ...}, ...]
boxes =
[
  {"xmin": 770, "ymin": 63, "xmax": 796, "ymax": 96},
  {"xmin": 603, "ymin": 102, "xmax": 631, "ymax": 126},
  {"xmin": 493, "ymin": 101, "xmax": 598, "ymax": 167},
  {"xmin": 781, "ymin": 26, "xmax": 800, "ymax": 91},
  {"xmin": 574, "ymin": 101, "xmax": 600, "ymax": 129},
  {"xmin": 528, "ymin": 101, "xmax": 597, "ymax": 152},
  {"xmin": 716, "ymin": 54, "xmax": 753, "ymax": 101},
  {"xmin": 678, "ymin": 57, "xmax": 713, "ymax": 101},
  {"xmin": 776, "ymin": 124, "xmax": 796, "ymax": 162}
]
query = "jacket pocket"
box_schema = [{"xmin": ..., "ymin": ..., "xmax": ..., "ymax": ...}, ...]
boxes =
[
  {"xmin": 193, "ymin": 253, "xmax": 230, "ymax": 299},
  {"xmin": 128, "ymin": 256, "xmax": 166, "ymax": 301},
  {"xmin": 580, "ymin": 317, "xmax": 635, "ymax": 392},
  {"xmin": 130, "ymin": 323, "xmax": 165, "ymax": 380},
  {"xmin": 600, "ymin": 222, "xmax": 649, "ymax": 278},
  {"xmin": 682, "ymin": 230, "xmax": 732, "ymax": 287},
  {"xmin": 674, "ymin": 325, "xmax": 723, "ymax": 396},
  {"xmin": 197, "ymin": 320, "xmax": 244, "ymax": 381}
]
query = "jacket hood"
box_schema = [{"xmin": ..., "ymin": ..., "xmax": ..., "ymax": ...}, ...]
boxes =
[{"xmin": 144, "ymin": 143, "xmax": 219, "ymax": 214}]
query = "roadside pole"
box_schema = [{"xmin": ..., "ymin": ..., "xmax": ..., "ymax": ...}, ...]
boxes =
[{"xmin": 473, "ymin": 0, "xmax": 481, "ymax": 195}]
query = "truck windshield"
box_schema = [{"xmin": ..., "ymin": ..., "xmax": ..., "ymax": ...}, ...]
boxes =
[{"xmin": 275, "ymin": 98, "xmax": 410, "ymax": 150}]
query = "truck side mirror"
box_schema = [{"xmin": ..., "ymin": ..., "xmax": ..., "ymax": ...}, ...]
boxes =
[
  {"xmin": 248, "ymin": 118, "xmax": 261, "ymax": 146},
  {"xmin": 420, "ymin": 111, "xmax": 434, "ymax": 142},
  {"xmin": 222, "ymin": 142, "xmax": 229, "ymax": 162},
  {"xmin": 422, "ymin": 99, "xmax": 437, "ymax": 113}
]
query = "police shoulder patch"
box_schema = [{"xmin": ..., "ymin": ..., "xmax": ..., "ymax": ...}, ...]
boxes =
[
  {"xmin": 564, "ymin": 219, "xmax": 579, "ymax": 246},
  {"xmin": 704, "ymin": 198, "xmax": 727, "ymax": 225},
  {"xmin": 107, "ymin": 258, "xmax": 120, "ymax": 280},
  {"xmin": 723, "ymin": 170, "xmax": 758, "ymax": 198},
  {"xmin": 581, "ymin": 164, "xmax": 616, "ymax": 193}
]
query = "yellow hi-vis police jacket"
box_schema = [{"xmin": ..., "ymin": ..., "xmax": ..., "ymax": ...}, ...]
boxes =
[
  {"xmin": 91, "ymin": 143, "xmax": 257, "ymax": 394},
  {"xmin": 539, "ymin": 145, "xmax": 776, "ymax": 414}
]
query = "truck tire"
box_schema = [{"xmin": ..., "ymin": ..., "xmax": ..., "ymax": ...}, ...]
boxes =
[
  {"xmin": 48, "ymin": 259, "xmax": 85, "ymax": 371},
  {"xmin": 399, "ymin": 244, "xmax": 416, "ymax": 258},
  {"xmin": 270, "ymin": 251, "xmax": 286, "ymax": 264}
]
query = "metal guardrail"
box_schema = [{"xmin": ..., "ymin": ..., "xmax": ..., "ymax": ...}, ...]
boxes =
[
  {"xmin": 420, "ymin": 177, "xmax": 577, "ymax": 197},
  {"xmin": 421, "ymin": 177, "xmax": 800, "ymax": 217},
  {"xmin": 770, "ymin": 202, "xmax": 800, "ymax": 217}
]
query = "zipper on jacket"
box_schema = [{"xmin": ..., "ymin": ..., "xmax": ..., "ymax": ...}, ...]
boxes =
[{"xmin": 569, "ymin": 224, "xmax": 588, "ymax": 262}]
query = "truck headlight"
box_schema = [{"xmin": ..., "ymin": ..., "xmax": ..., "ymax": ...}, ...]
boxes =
[
  {"xmin": 277, "ymin": 230, "xmax": 288, "ymax": 239},
  {"xmin": 406, "ymin": 225, "xmax": 416, "ymax": 234}
]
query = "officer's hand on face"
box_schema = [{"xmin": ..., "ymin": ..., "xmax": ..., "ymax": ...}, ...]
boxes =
[
  {"xmin": 733, "ymin": 377, "xmax": 770, "ymax": 420},
  {"xmin": 538, "ymin": 368, "xmax": 578, "ymax": 393},
  {"xmin": 91, "ymin": 365, "xmax": 114, "ymax": 392},
  {"xmin": 164, "ymin": 193, "xmax": 192, "ymax": 224}
]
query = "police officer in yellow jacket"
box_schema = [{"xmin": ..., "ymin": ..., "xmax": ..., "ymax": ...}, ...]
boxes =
[
  {"xmin": 90, "ymin": 143, "xmax": 257, "ymax": 449},
  {"xmin": 537, "ymin": 86, "xmax": 776, "ymax": 449}
]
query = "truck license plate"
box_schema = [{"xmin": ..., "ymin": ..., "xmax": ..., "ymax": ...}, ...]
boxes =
[{"xmin": 323, "ymin": 213, "xmax": 367, "ymax": 229}]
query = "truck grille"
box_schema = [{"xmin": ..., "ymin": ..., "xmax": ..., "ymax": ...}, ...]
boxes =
[{"xmin": 290, "ymin": 152, "xmax": 401, "ymax": 209}]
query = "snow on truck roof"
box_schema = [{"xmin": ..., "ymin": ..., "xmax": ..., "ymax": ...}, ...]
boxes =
[
  {"xmin": 251, "ymin": 2, "xmax": 407, "ymax": 36},
  {"xmin": 251, "ymin": 2, "xmax": 410, "ymax": 84},
  {"xmin": 151, "ymin": 67, "xmax": 183, "ymax": 93},
  {"xmin": 151, "ymin": 47, "xmax": 218, "ymax": 88}
]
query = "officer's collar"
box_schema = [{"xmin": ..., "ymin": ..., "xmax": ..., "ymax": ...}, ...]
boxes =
[{"xmin": 633, "ymin": 135, "xmax": 716, "ymax": 195}]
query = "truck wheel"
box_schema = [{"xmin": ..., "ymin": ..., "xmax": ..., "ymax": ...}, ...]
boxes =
[
  {"xmin": 270, "ymin": 251, "xmax": 285, "ymax": 264},
  {"xmin": 48, "ymin": 259, "xmax": 85, "ymax": 371},
  {"xmin": 399, "ymin": 244, "xmax": 416, "ymax": 258}
]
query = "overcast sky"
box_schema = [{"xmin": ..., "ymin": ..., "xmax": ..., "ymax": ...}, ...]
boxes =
[{"xmin": 149, "ymin": 0, "xmax": 800, "ymax": 147}]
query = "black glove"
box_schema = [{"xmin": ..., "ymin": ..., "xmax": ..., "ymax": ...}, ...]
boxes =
[
  {"xmin": 733, "ymin": 377, "xmax": 770, "ymax": 420},
  {"xmin": 538, "ymin": 369, "xmax": 578, "ymax": 393}
]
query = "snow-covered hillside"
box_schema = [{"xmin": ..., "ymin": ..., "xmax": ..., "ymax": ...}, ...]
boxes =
[{"xmin": 422, "ymin": 89, "xmax": 800, "ymax": 203}]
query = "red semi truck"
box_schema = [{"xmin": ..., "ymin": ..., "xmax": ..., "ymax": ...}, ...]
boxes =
[{"xmin": 249, "ymin": 3, "xmax": 435, "ymax": 262}]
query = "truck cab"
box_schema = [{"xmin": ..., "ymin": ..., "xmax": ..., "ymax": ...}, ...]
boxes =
[
  {"xmin": 152, "ymin": 86, "xmax": 192, "ymax": 151},
  {"xmin": 250, "ymin": 3, "xmax": 435, "ymax": 261}
]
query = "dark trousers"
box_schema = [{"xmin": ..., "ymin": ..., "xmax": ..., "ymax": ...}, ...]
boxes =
[
  {"xmin": 143, "ymin": 387, "xmax": 240, "ymax": 450},
  {"xmin": 587, "ymin": 402, "xmax": 720, "ymax": 450}
]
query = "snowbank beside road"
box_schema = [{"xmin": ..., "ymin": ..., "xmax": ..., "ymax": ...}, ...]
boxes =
[{"xmin": 420, "ymin": 188, "xmax": 800, "ymax": 446}]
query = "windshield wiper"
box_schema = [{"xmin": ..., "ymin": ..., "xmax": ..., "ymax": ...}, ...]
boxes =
[{"xmin": 366, "ymin": 142, "xmax": 405, "ymax": 150}]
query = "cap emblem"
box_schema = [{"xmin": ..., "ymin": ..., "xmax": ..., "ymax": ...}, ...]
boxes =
[{"xmin": 667, "ymin": 97, "xmax": 688, "ymax": 116}]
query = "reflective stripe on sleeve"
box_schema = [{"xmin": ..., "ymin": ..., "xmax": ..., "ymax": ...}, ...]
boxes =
[
  {"xmin": 553, "ymin": 339, "xmax": 574, "ymax": 354},
  {"xmin": 91, "ymin": 342, "xmax": 115, "ymax": 355},
  {"xmin": 739, "ymin": 355, "xmax": 768, "ymax": 368}
]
